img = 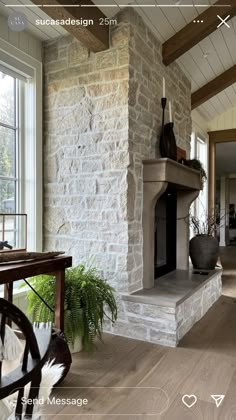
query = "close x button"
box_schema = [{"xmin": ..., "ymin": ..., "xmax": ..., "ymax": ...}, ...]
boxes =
[{"xmin": 217, "ymin": 14, "xmax": 231, "ymax": 28}]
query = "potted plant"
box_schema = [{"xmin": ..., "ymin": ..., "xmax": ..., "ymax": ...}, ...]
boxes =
[
  {"xmin": 26, "ymin": 265, "xmax": 117, "ymax": 352},
  {"xmin": 189, "ymin": 213, "xmax": 219, "ymax": 270},
  {"xmin": 179, "ymin": 158, "xmax": 207, "ymax": 185}
]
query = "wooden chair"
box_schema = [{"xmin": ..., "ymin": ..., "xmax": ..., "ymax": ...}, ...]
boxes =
[{"xmin": 0, "ymin": 298, "xmax": 52, "ymax": 419}]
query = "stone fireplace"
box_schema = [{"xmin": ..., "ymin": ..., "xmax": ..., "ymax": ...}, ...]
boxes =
[
  {"xmin": 112, "ymin": 158, "xmax": 222, "ymax": 347},
  {"xmin": 43, "ymin": 9, "xmax": 222, "ymax": 347}
]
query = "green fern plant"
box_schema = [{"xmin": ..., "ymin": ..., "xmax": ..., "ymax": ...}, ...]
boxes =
[{"xmin": 26, "ymin": 265, "xmax": 117, "ymax": 351}]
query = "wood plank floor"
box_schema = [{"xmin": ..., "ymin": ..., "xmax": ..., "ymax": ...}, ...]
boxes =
[{"xmin": 38, "ymin": 247, "xmax": 236, "ymax": 419}]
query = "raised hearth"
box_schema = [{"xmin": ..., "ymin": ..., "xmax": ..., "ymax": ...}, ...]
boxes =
[
  {"xmin": 113, "ymin": 269, "xmax": 222, "ymax": 347},
  {"xmin": 125, "ymin": 269, "xmax": 220, "ymax": 307}
]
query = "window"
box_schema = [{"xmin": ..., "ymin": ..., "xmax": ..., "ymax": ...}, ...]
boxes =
[
  {"xmin": 190, "ymin": 131, "xmax": 208, "ymax": 237},
  {"xmin": 195, "ymin": 135, "xmax": 207, "ymax": 216},
  {"xmin": 0, "ymin": 70, "xmax": 25, "ymax": 248},
  {"xmin": 190, "ymin": 132, "xmax": 195, "ymax": 160},
  {"xmin": 0, "ymin": 71, "xmax": 18, "ymax": 214},
  {"xmin": 0, "ymin": 45, "xmax": 42, "ymax": 252},
  {"xmin": 0, "ymin": 42, "xmax": 42, "ymax": 298}
]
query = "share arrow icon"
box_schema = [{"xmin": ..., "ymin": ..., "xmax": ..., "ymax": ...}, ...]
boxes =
[{"xmin": 211, "ymin": 395, "xmax": 225, "ymax": 408}]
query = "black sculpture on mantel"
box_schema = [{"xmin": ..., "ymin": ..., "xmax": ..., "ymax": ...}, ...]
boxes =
[{"xmin": 159, "ymin": 97, "xmax": 177, "ymax": 161}]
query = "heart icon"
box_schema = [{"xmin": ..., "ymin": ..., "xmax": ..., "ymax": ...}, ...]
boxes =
[{"xmin": 182, "ymin": 394, "xmax": 197, "ymax": 408}]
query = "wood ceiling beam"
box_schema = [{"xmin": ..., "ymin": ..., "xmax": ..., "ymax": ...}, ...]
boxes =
[
  {"xmin": 191, "ymin": 65, "xmax": 236, "ymax": 109},
  {"xmin": 208, "ymin": 129, "xmax": 236, "ymax": 143},
  {"xmin": 162, "ymin": 0, "xmax": 236, "ymax": 65},
  {"xmin": 30, "ymin": 0, "xmax": 109, "ymax": 52}
]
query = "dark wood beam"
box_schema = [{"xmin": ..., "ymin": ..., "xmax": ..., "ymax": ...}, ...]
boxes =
[
  {"xmin": 191, "ymin": 65, "xmax": 236, "ymax": 109},
  {"xmin": 162, "ymin": 0, "xmax": 236, "ymax": 65},
  {"xmin": 30, "ymin": 0, "xmax": 109, "ymax": 52}
]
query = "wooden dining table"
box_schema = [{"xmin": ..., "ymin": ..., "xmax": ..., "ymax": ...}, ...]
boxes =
[{"xmin": 0, "ymin": 255, "xmax": 72, "ymax": 331}]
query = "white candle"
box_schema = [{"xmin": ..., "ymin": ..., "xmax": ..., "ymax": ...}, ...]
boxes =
[
  {"xmin": 163, "ymin": 77, "xmax": 165, "ymax": 98},
  {"xmin": 169, "ymin": 101, "xmax": 172, "ymax": 122}
]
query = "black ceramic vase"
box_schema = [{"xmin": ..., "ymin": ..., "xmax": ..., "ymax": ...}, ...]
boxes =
[
  {"xmin": 189, "ymin": 235, "xmax": 219, "ymax": 270},
  {"xmin": 160, "ymin": 122, "xmax": 177, "ymax": 161}
]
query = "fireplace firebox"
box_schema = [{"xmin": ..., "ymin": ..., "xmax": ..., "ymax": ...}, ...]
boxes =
[
  {"xmin": 143, "ymin": 158, "xmax": 201, "ymax": 289},
  {"xmin": 154, "ymin": 186, "xmax": 177, "ymax": 278}
]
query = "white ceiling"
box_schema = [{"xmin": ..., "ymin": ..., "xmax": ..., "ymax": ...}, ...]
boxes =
[
  {"xmin": 94, "ymin": 0, "xmax": 236, "ymax": 122},
  {"xmin": 1, "ymin": 0, "xmax": 236, "ymax": 122},
  {"xmin": 216, "ymin": 142, "xmax": 236, "ymax": 176},
  {"xmin": 95, "ymin": 0, "xmax": 236, "ymax": 122}
]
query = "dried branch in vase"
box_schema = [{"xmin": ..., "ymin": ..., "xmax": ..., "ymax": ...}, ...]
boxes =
[{"xmin": 190, "ymin": 211, "xmax": 224, "ymax": 237}]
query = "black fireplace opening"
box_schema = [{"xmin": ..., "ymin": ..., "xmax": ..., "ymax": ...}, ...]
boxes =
[{"xmin": 154, "ymin": 186, "xmax": 177, "ymax": 278}]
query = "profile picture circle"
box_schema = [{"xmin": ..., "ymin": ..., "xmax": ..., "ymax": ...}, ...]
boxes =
[{"xmin": 8, "ymin": 12, "xmax": 28, "ymax": 32}]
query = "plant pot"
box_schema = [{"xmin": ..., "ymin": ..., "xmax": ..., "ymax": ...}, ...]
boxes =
[
  {"xmin": 69, "ymin": 336, "xmax": 83, "ymax": 353},
  {"xmin": 189, "ymin": 235, "xmax": 219, "ymax": 270}
]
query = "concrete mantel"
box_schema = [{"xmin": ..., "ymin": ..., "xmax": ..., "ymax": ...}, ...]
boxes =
[{"xmin": 143, "ymin": 158, "xmax": 202, "ymax": 191}]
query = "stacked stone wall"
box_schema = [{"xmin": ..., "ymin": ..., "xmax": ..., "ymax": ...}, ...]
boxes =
[
  {"xmin": 44, "ymin": 23, "xmax": 130, "ymax": 292},
  {"xmin": 43, "ymin": 9, "xmax": 191, "ymax": 294}
]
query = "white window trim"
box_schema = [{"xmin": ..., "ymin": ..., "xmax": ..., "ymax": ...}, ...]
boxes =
[{"xmin": 0, "ymin": 38, "xmax": 43, "ymax": 251}]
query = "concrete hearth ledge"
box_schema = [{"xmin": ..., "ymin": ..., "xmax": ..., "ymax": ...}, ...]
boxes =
[{"xmin": 122, "ymin": 269, "xmax": 222, "ymax": 308}]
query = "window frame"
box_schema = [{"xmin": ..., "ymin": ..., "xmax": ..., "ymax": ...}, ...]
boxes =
[{"xmin": 0, "ymin": 73, "xmax": 22, "ymax": 248}]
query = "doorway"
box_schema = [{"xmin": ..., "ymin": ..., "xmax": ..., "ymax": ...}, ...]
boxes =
[{"xmin": 208, "ymin": 130, "xmax": 236, "ymax": 246}]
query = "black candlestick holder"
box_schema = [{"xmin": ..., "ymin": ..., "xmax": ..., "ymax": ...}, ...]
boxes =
[
  {"xmin": 161, "ymin": 97, "xmax": 167, "ymax": 135},
  {"xmin": 159, "ymin": 97, "xmax": 167, "ymax": 157},
  {"xmin": 159, "ymin": 98, "xmax": 177, "ymax": 160}
]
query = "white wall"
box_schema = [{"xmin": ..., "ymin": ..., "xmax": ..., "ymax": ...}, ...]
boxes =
[
  {"xmin": 209, "ymin": 106, "xmax": 236, "ymax": 131},
  {"xmin": 0, "ymin": 13, "xmax": 42, "ymax": 62}
]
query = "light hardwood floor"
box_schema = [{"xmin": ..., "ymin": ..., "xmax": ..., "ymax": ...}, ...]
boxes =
[{"xmin": 43, "ymin": 247, "xmax": 236, "ymax": 419}]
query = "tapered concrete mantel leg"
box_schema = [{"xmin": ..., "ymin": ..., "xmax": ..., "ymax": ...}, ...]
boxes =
[
  {"xmin": 143, "ymin": 182, "xmax": 168, "ymax": 289},
  {"xmin": 176, "ymin": 190, "xmax": 199, "ymax": 270}
]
